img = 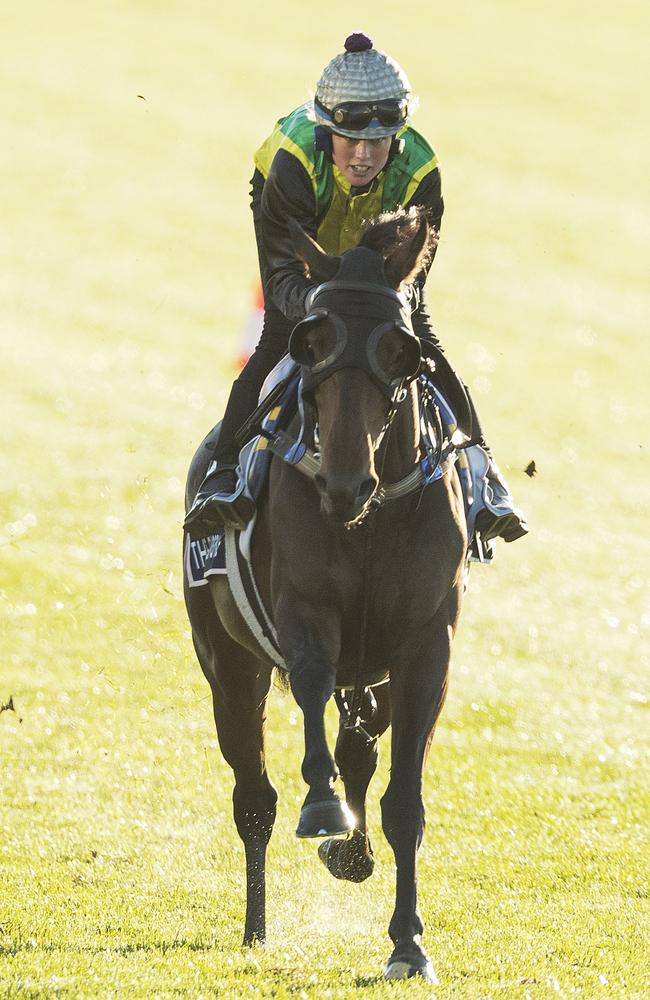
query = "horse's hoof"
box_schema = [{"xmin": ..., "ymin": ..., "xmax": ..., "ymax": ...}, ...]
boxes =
[
  {"xmin": 295, "ymin": 798, "xmax": 355, "ymax": 839},
  {"xmin": 318, "ymin": 836, "xmax": 375, "ymax": 882},
  {"xmin": 384, "ymin": 956, "xmax": 439, "ymax": 984}
]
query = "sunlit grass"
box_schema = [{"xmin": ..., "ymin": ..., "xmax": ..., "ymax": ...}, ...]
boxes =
[{"xmin": 1, "ymin": 1, "xmax": 648, "ymax": 996}]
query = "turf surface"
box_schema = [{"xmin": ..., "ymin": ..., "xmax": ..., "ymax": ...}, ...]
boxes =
[{"xmin": 1, "ymin": 2, "xmax": 648, "ymax": 996}]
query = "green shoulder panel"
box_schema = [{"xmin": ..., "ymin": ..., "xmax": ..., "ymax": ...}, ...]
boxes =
[
  {"xmin": 253, "ymin": 103, "xmax": 332, "ymax": 211},
  {"xmin": 382, "ymin": 127, "xmax": 439, "ymax": 211}
]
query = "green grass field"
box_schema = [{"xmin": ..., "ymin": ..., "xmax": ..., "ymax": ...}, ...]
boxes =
[{"xmin": 1, "ymin": 1, "xmax": 648, "ymax": 996}]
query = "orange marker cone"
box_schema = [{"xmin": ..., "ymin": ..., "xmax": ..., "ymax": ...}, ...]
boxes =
[{"xmin": 238, "ymin": 282, "xmax": 265, "ymax": 368}]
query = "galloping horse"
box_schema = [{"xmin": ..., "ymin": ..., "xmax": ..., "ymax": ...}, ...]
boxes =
[{"xmin": 184, "ymin": 207, "xmax": 467, "ymax": 983}]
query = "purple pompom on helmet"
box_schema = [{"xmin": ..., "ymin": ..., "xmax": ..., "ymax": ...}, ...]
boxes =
[
  {"xmin": 344, "ymin": 32, "xmax": 373, "ymax": 52},
  {"xmin": 314, "ymin": 33, "xmax": 414, "ymax": 139}
]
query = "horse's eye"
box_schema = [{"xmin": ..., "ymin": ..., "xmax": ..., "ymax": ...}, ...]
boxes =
[
  {"xmin": 375, "ymin": 328, "xmax": 419, "ymax": 380},
  {"xmin": 385, "ymin": 342, "xmax": 407, "ymax": 375},
  {"xmin": 304, "ymin": 337, "xmax": 317, "ymax": 365}
]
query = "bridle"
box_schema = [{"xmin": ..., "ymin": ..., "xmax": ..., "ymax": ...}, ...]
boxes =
[
  {"xmin": 289, "ymin": 279, "xmax": 423, "ymax": 503},
  {"xmin": 259, "ymin": 278, "xmax": 457, "ymax": 520}
]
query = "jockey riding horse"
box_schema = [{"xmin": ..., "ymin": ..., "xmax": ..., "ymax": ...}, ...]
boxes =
[{"xmin": 184, "ymin": 31, "xmax": 527, "ymax": 547}]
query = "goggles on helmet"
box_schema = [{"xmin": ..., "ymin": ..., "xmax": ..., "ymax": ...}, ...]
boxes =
[{"xmin": 315, "ymin": 97, "xmax": 408, "ymax": 133}]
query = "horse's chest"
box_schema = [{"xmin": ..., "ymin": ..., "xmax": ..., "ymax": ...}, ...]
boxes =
[{"xmin": 332, "ymin": 563, "xmax": 426, "ymax": 678}]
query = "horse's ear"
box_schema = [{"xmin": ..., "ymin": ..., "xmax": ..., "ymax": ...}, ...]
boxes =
[
  {"xmin": 289, "ymin": 218, "xmax": 341, "ymax": 283},
  {"xmin": 384, "ymin": 211, "xmax": 431, "ymax": 290}
]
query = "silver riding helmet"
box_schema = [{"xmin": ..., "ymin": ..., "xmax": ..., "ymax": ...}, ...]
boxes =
[{"xmin": 314, "ymin": 33, "xmax": 415, "ymax": 139}]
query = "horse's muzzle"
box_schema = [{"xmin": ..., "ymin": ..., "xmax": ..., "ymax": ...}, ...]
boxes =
[{"xmin": 314, "ymin": 472, "xmax": 378, "ymax": 526}]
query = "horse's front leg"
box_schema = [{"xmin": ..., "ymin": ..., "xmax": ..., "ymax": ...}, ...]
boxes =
[
  {"xmin": 276, "ymin": 594, "xmax": 355, "ymax": 838},
  {"xmin": 319, "ymin": 683, "xmax": 391, "ymax": 882},
  {"xmin": 380, "ymin": 616, "xmax": 455, "ymax": 984}
]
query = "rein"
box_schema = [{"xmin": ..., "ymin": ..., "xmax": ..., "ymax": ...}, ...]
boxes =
[
  {"xmin": 338, "ymin": 382, "xmax": 396, "ymax": 737},
  {"xmin": 342, "ymin": 512, "xmax": 377, "ymax": 737}
]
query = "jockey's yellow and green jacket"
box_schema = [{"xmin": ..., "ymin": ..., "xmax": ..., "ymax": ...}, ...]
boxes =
[{"xmin": 251, "ymin": 102, "xmax": 444, "ymax": 332}]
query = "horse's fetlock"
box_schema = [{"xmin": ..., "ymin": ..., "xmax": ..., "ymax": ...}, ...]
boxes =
[
  {"xmin": 233, "ymin": 784, "xmax": 277, "ymax": 843},
  {"xmin": 234, "ymin": 808, "xmax": 276, "ymax": 844}
]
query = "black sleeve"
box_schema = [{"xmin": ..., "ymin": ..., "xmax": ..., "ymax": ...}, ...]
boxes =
[
  {"xmin": 411, "ymin": 287, "xmax": 442, "ymax": 348},
  {"xmin": 406, "ymin": 165, "xmax": 444, "ymax": 237},
  {"xmin": 405, "ymin": 165, "xmax": 445, "ymax": 348},
  {"xmin": 258, "ymin": 150, "xmax": 319, "ymax": 324}
]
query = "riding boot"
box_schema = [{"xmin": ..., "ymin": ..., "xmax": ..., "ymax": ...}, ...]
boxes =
[
  {"xmin": 183, "ymin": 461, "xmax": 255, "ymax": 536},
  {"xmin": 183, "ymin": 373, "xmax": 262, "ymax": 536},
  {"xmin": 464, "ymin": 385, "xmax": 528, "ymax": 544},
  {"xmin": 475, "ymin": 458, "xmax": 529, "ymax": 543}
]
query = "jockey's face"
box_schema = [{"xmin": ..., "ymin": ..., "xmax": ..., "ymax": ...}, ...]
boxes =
[{"xmin": 331, "ymin": 133, "xmax": 392, "ymax": 187}]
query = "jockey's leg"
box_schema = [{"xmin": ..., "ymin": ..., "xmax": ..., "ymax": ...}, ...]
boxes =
[
  {"xmin": 413, "ymin": 292, "xmax": 527, "ymax": 545},
  {"xmin": 464, "ymin": 388, "xmax": 529, "ymax": 543},
  {"xmin": 184, "ymin": 303, "xmax": 291, "ymax": 536}
]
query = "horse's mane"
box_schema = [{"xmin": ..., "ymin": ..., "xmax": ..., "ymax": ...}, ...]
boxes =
[{"xmin": 360, "ymin": 206, "xmax": 438, "ymax": 274}]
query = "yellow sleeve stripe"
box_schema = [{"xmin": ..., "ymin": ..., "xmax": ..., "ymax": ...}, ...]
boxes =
[
  {"xmin": 254, "ymin": 130, "xmax": 315, "ymax": 183},
  {"xmin": 402, "ymin": 153, "xmax": 439, "ymax": 205}
]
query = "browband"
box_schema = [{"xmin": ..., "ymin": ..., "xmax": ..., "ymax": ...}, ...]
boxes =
[{"xmin": 310, "ymin": 280, "xmax": 408, "ymax": 309}]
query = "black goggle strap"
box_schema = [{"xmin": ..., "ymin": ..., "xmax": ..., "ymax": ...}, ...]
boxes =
[{"xmin": 296, "ymin": 322, "xmax": 420, "ymax": 401}]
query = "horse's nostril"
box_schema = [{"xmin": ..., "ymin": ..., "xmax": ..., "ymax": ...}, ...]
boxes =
[
  {"xmin": 358, "ymin": 477, "xmax": 376, "ymax": 504},
  {"xmin": 315, "ymin": 473, "xmax": 376, "ymax": 514}
]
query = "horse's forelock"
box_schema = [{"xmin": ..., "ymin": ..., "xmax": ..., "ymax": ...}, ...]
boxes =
[
  {"xmin": 335, "ymin": 245, "xmax": 386, "ymax": 283},
  {"xmin": 360, "ymin": 206, "xmax": 436, "ymax": 269}
]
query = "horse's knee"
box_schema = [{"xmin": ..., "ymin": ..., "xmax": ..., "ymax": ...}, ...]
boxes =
[
  {"xmin": 233, "ymin": 780, "xmax": 278, "ymax": 844},
  {"xmin": 289, "ymin": 661, "xmax": 336, "ymax": 713}
]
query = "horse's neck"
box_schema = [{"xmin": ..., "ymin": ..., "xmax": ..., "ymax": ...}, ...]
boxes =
[{"xmin": 381, "ymin": 383, "xmax": 420, "ymax": 484}]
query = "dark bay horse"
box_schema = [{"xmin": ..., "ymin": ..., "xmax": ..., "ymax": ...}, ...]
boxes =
[{"xmin": 184, "ymin": 207, "xmax": 467, "ymax": 983}]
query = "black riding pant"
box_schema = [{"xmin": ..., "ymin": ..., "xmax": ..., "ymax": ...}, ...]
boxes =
[
  {"xmin": 213, "ymin": 173, "xmax": 294, "ymax": 465},
  {"xmin": 213, "ymin": 302, "xmax": 292, "ymax": 464}
]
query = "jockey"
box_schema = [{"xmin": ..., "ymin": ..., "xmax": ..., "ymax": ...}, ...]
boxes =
[{"xmin": 184, "ymin": 32, "xmax": 527, "ymax": 545}]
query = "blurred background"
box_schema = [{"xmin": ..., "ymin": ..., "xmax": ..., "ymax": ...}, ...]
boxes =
[{"xmin": 1, "ymin": 1, "xmax": 648, "ymax": 994}]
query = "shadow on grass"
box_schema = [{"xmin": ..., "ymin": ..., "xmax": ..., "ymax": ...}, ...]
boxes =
[
  {"xmin": 0, "ymin": 939, "xmax": 218, "ymax": 957},
  {"xmin": 354, "ymin": 974, "xmax": 384, "ymax": 987}
]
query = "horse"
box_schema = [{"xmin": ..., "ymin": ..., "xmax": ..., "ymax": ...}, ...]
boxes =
[{"xmin": 183, "ymin": 206, "xmax": 467, "ymax": 983}]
